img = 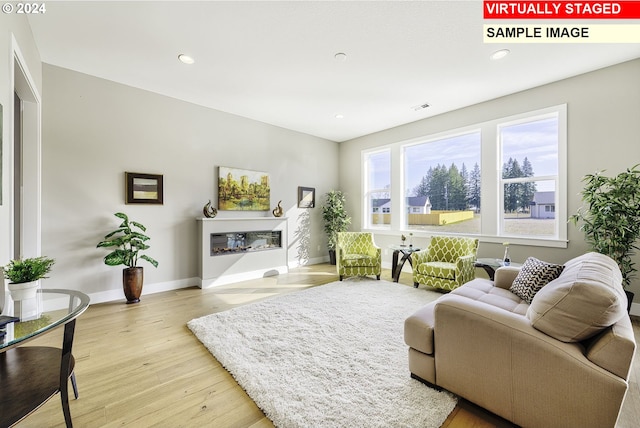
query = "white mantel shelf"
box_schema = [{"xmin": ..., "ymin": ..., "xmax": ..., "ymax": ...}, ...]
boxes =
[{"xmin": 196, "ymin": 217, "xmax": 288, "ymax": 288}]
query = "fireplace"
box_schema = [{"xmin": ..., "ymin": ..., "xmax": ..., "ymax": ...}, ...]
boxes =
[
  {"xmin": 197, "ymin": 217, "xmax": 288, "ymax": 288},
  {"xmin": 210, "ymin": 230, "xmax": 282, "ymax": 256}
]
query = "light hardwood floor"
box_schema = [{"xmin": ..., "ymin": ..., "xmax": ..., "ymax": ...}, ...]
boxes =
[{"xmin": 13, "ymin": 264, "xmax": 640, "ymax": 427}]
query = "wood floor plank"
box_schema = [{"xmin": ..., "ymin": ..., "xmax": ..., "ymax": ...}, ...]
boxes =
[{"xmin": 11, "ymin": 263, "xmax": 639, "ymax": 427}]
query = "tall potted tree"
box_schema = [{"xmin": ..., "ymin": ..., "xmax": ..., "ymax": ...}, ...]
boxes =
[
  {"xmin": 97, "ymin": 212, "xmax": 158, "ymax": 304},
  {"xmin": 569, "ymin": 165, "xmax": 640, "ymax": 312},
  {"xmin": 321, "ymin": 190, "xmax": 351, "ymax": 265}
]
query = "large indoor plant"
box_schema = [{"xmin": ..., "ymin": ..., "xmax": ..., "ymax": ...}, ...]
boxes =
[
  {"xmin": 97, "ymin": 212, "xmax": 158, "ymax": 304},
  {"xmin": 321, "ymin": 190, "xmax": 351, "ymax": 265},
  {"xmin": 569, "ymin": 165, "xmax": 640, "ymax": 311},
  {"xmin": 3, "ymin": 256, "xmax": 55, "ymax": 320}
]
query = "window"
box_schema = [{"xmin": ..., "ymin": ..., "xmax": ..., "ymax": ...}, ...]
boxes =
[
  {"xmin": 403, "ymin": 132, "xmax": 481, "ymax": 234},
  {"xmin": 361, "ymin": 105, "xmax": 566, "ymax": 246},
  {"xmin": 500, "ymin": 113, "xmax": 560, "ymax": 238},
  {"xmin": 363, "ymin": 149, "xmax": 391, "ymax": 229}
]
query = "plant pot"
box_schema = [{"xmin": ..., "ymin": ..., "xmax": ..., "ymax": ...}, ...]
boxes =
[
  {"xmin": 625, "ymin": 290, "xmax": 635, "ymax": 313},
  {"xmin": 123, "ymin": 267, "xmax": 144, "ymax": 304},
  {"xmin": 329, "ymin": 249, "xmax": 336, "ymax": 265},
  {"xmin": 8, "ymin": 280, "xmax": 42, "ymax": 321},
  {"xmin": 8, "ymin": 280, "xmax": 40, "ymax": 301}
]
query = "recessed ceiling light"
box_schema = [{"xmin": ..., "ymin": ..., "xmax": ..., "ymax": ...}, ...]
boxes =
[
  {"xmin": 490, "ymin": 49, "xmax": 510, "ymax": 60},
  {"xmin": 178, "ymin": 54, "xmax": 195, "ymax": 65},
  {"xmin": 335, "ymin": 114, "xmax": 345, "ymax": 119},
  {"xmin": 334, "ymin": 53, "xmax": 347, "ymax": 62}
]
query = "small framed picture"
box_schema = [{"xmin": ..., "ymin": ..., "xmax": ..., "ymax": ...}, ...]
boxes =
[
  {"xmin": 125, "ymin": 172, "xmax": 163, "ymax": 204},
  {"xmin": 298, "ymin": 186, "xmax": 315, "ymax": 208}
]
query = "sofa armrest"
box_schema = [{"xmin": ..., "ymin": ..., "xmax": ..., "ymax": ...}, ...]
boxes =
[
  {"xmin": 433, "ymin": 294, "xmax": 629, "ymax": 428},
  {"xmin": 494, "ymin": 266, "xmax": 521, "ymax": 289}
]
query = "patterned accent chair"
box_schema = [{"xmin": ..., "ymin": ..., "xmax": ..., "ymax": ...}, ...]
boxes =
[
  {"xmin": 413, "ymin": 236, "xmax": 478, "ymax": 291},
  {"xmin": 337, "ymin": 232, "xmax": 381, "ymax": 281}
]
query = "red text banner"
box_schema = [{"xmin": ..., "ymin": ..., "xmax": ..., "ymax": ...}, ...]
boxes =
[{"xmin": 484, "ymin": 1, "xmax": 640, "ymax": 19}]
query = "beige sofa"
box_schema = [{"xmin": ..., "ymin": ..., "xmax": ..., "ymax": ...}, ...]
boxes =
[{"xmin": 404, "ymin": 252, "xmax": 636, "ymax": 428}]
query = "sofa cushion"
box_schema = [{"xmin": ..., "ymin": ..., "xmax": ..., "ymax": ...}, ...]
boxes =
[
  {"xmin": 341, "ymin": 254, "xmax": 378, "ymax": 266},
  {"xmin": 509, "ymin": 257, "xmax": 564, "ymax": 304},
  {"xmin": 526, "ymin": 252, "xmax": 627, "ymax": 342},
  {"xmin": 452, "ymin": 278, "xmax": 529, "ymax": 315}
]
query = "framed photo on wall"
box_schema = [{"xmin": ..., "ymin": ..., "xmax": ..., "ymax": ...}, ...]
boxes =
[
  {"xmin": 298, "ymin": 186, "xmax": 315, "ymax": 208},
  {"xmin": 125, "ymin": 172, "xmax": 163, "ymax": 204}
]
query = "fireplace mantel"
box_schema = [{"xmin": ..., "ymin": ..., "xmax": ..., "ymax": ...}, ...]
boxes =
[{"xmin": 196, "ymin": 217, "xmax": 288, "ymax": 288}]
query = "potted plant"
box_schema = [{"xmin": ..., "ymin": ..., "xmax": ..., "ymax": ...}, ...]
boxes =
[
  {"xmin": 2, "ymin": 256, "xmax": 55, "ymax": 301},
  {"xmin": 97, "ymin": 212, "xmax": 158, "ymax": 304},
  {"xmin": 569, "ymin": 165, "xmax": 640, "ymax": 312},
  {"xmin": 321, "ymin": 190, "xmax": 351, "ymax": 265}
]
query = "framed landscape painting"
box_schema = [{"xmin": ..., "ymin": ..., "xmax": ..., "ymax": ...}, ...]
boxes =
[
  {"xmin": 125, "ymin": 172, "xmax": 163, "ymax": 204},
  {"xmin": 218, "ymin": 166, "xmax": 270, "ymax": 211}
]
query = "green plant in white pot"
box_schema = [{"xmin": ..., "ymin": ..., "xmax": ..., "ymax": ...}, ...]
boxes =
[
  {"xmin": 569, "ymin": 164, "xmax": 640, "ymax": 311},
  {"xmin": 3, "ymin": 256, "xmax": 55, "ymax": 302},
  {"xmin": 97, "ymin": 212, "xmax": 158, "ymax": 304},
  {"xmin": 321, "ymin": 190, "xmax": 351, "ymax": 265}
]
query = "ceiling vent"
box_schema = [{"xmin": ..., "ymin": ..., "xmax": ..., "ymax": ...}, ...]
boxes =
[{"xmin": 412, "ymin": 103, "xmax": 430, "ymax": 111}]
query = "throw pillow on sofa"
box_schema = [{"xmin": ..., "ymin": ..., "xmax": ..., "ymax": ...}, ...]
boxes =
[{"xmin": 509, "ymin": 257, "xmax": 565, "ymax": 304}]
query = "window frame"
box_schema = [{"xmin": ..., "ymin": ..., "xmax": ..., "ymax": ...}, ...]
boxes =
[{"xmin": 361, "ymin": 104, "xmax": 567, "ymax": 248}]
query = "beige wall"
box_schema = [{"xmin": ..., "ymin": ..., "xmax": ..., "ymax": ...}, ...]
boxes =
[
  {"xmin": 339, "ymin": 59, "xmax": 640, "ymax": 303},
  {"xmin": 41, "ymin": 64, "xmax": 338, "ymax": 302}
]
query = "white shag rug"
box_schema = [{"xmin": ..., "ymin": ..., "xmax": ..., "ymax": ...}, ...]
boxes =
[{"xmin": 188, "ymin": 279, "xmax": 457, "ymax": 428}]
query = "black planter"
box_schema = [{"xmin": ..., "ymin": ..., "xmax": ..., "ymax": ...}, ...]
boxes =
[
  {"xmin": 625, "ymin": 290, "xmax": 634, "ymax": 313},
  {"xmin": 329, "ymin": 249, "xmax": 336, "ymax": 265}
]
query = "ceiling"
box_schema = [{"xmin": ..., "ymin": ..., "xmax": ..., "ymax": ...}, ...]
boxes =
[{"xmin": 28, "ymin": 1, "xmax": 640, "ymax": 142}]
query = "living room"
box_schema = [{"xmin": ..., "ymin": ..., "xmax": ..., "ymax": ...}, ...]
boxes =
[{"xmin": 1, "ymin": 1, "xmax": 639, "ymax": 427}]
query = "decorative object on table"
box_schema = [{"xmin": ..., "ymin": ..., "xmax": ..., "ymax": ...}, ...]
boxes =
[
  {"xmin": 321, "ymin": 190, "xmax": 351, "ymax": 265},
  {"xmin": 96, "ymin": 212, "xmax": 159, "ymax": 304},
  {"xmin": 569, "ymin": 164, "xmax": 640, "ymax": 312},
  {"xmin": 218, "ymin": 166, "xmax": 270, "ymax": 211},
  {"xmin": 409, "ymin": 232, "xmax": 414, "ymax": 247},
  {"xmin": 400, "ymin": 234, "xmax": 407, "ymax": 246},
  {"xmin": 298, "ymin": 186, "xmax": 315, "ymax": 208},
  {"xmin": 272, "ymin": 200, "xmax": 284, "ymax": 217},
  {"xmin": 502, "ymin": 242, "xmax": 511, "ymax": 266},
  {"xmin": 125, "ymin": 172, "xmax": 163, "ymax": 204},
  {"xmin": 2, "ymin": 256, "xmax": 54, "ymax": 320},
  {"xmin": 188, "ymin": 280, "xmax": 457, "ymax": 428},
  {"xmin": 203, "ymin": 200, "xmax": 218, "ymax": 218}
]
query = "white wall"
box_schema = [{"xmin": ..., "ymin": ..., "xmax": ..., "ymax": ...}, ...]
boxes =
[
  {"xmin": 339, "ymin": 59, "xmax": 640, "ymax": 302},
  {"xmin": 0, "ymin": 13, "xmax": 43, "ymax": 312},
  {"xmin": 41, "ymin": 64, "xmax": 338, "ymax": 303}
]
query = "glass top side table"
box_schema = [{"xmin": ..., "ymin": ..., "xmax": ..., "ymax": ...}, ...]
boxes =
[
  {"xmin": 390, "ymin": 245, "xmax": 422, "ymax": 282},
  {"xmin": 475, "ymin": 258, "xmax": 522, "ymax": 280}
]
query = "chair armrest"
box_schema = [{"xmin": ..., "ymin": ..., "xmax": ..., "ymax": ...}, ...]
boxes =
[
  {"xmin": 368, "ymin": 245, "xmax": 381, "ymax": 258},
  {"xmin": 494, "ymin": 266, "xmax": 521, "ymax": 289},
  {"xmin": 456, "ymin": 254, "xmax": 475, "ymax": 271},
  {"xmin": 413, "ymin": 250, "xmax": 430, "ymax": 265}
]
